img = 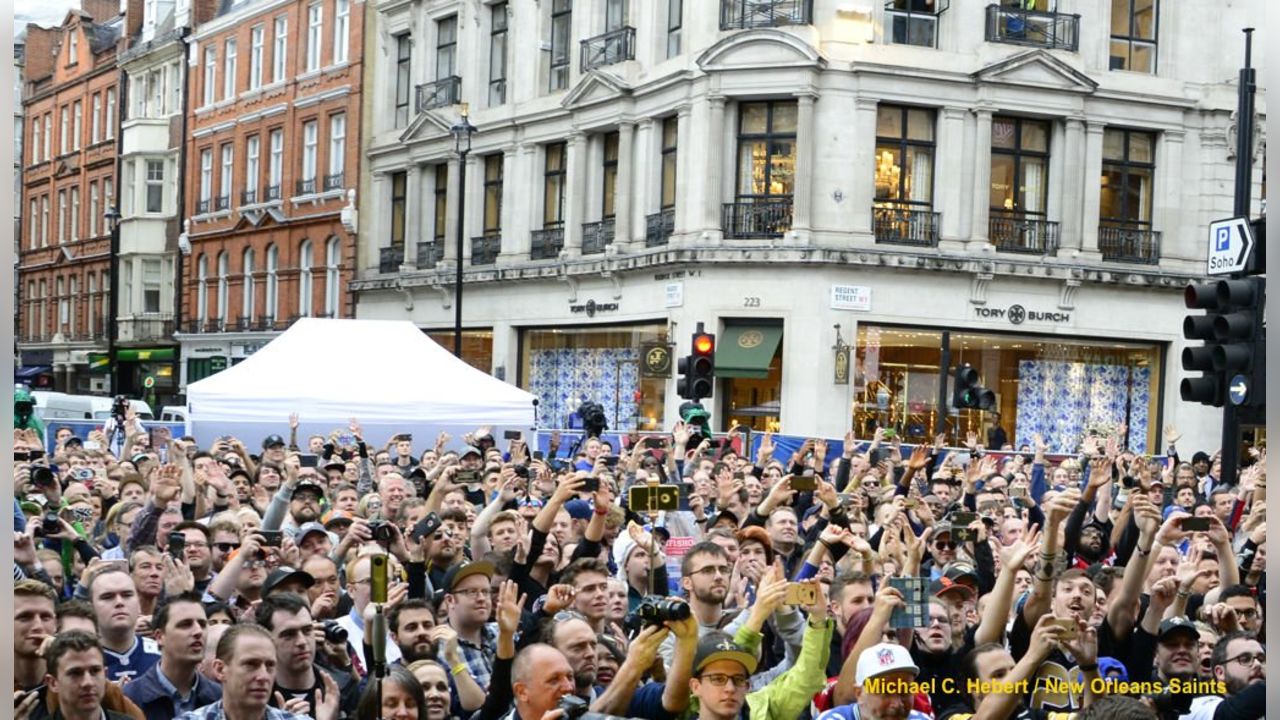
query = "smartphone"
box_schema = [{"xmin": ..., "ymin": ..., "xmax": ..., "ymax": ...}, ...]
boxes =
[
  {"xmin": 791, "ymin": 474, "xmax": 817, "ymax": 492},
  {"xmin": 411, "ymin": 512, "xmax": 443, "ymax": 543},
  {"xmin": 888, "ymin": 577, "xmax": 930, "ymax": 628},
  {"xmin": 1181, "ymin": 517, "xmax": 1210, "ymax": 532},
  {"xmin": 337, "ymin": 433, "xmax": 354, "ymax": 446},
  {"xmin": 370, "ymin": 554, "xmax": 389, "ymax": 604},
  {"xmin": 603, "ymin": 455, "xmax": 620, "ymax": 468},
  {"xmin": 952, "ymin": 512, "xmax": 978, "ymax": 542},
  {"xmin": 1010, "ymin": 486, "xmax": 1029, "ymax": 499},
  {"xmin": 168, "ymin": 532, "xmax": 186, "ymax": 561},
  {"xmin": 299, "ymin": 454, "xmax": 319, "ymax": 468},
  {"xmin": 1049, "ymin": 618, "xmax": 1079, "ymax": 640},
  {"xmin": 455, "ymin": 469, "xmax": 479, "ymax": 484},
  {"xmin": 676, "ymin": 483, "xmax": 693, "ymax": 511},
  {"xmin": 784, "ymin": 581, "xmax": 818, "ymax": 606},
  {"xmin": 644, "ymin": 437, "xmax": 666, "ymax": 449},
  {"xmin": 883, "ymin": 429, "xmax": 897, "ymax": 440},
  {"xmin": 28, "ymin": 448, "xmax": 45, "ymax": 460},
  {"xmin": 504, "ymin": 430, "xmax": 523, "ymax": 441},
  {"xmin": 259, "ymin": 530, "xmax": 283, "ymax": 547},
  {"xmin": 532, "ymin": 450, "xmax": 545, "ymax": 461},
  {"xmin": 581, "ymin": 476, "xmax": 600, "ymax": 493},
  {"xmin": 903, "ymin": 498, "xmax": 920, "ymax": 510},
  {"xmin": 629, "ymin": 484, "xmax": 679, "ymax": 512}
]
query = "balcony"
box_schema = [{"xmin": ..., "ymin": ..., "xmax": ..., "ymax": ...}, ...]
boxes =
[
  {"xmin": 885, "ymin": 0, "xmax": 947, "ymax": 48},
  {"xmin": 581, "ymin": 27, "xmax": 636, "ymax": 70},
  {"xmin": 646, "ymin": 208, "xmax": 675, "ymax": 247},
  {"xmin": 196, "ymin": 199, "xmax": 211, "ymax": 214},
  {"xmin": 989, "ymin": 211, "xmax": 1059, "ymax": 254},
  {"xmin": 296, "ymin": 178, "xmax": 317, "ymax": 196},
  {"xmin": 984, "ymin": 4, "xmax": 1079, "ymax": 51},
  {"xmin": 214, "ymin": 195, "xmax": 230, "ymax": 211},
  {"xmin": 379, "ymin": 246, "xmax": 402, "ymax": 274},
  {"xmin": 236, "ymin": 316, "xmax": 252, "ymax": 331},
  {"xmin": 117, "ymin": 315, "xmax": 175, "ymax": 343},
  {"xmin": 1099, "ymin": 223, "xmax": 1161, "ymax": 265},
  {"xmin": 531, "ymin": 224, "xmax": 565, "ymax": 260},
  {"xmin": 722, "ymin": 199, "xmax": 793, "ymax": 239},
  {"xmin": 202, "ymin": 319, "xmax": 225, "ymax": 333},
  {"xmin": 264, "ymin": 184, "xmax": 282, "ymax": 202},
  {"xmin": 873, "ymin": 204, "xmax": 940, "ymax": 247},
  {"xmin": 240, "ymin": 189, "xmax": 258, "ymax": 205},
  {"xmin": 417, "ymin": 76, "xmax": 462, "ymax": 112},
  {"xmin": 582, "ymin": 218, "xmax": 616, "ymax": 255},
  {"xmin": 720, "ymin": 0, "xmax": 812, "ymax": 30},
  {"xmin": 256, "ymin": 316, "xmax": 275, "ymax": 331},
  {"xmin": 471, "ymin": 234, "xmax": 501, "ymax": 266},
  {"xmin": 323, "ymin": 172, "xmax": 344, "ymax": 192},
  {"xmin": 417, "ymin": 241, "xmax": 441, "ymax": 269}
]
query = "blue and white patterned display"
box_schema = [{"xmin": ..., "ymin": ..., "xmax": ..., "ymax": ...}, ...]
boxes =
[
  {"xmin": 1015, "ymin": 360, "xmax": 1151, "ymax": 454},
  {"xmin": 529, "ymin": 348, "xmax": 641, "ymax": 431}
]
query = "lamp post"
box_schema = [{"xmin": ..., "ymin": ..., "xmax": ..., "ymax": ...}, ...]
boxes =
[
  {"xmin": 104, "ymin": 205, "xmax": 122, "ymax": 396},
  {"xmin": 449, "ymin": 105, "xmax": 477, "ymax": 358}
]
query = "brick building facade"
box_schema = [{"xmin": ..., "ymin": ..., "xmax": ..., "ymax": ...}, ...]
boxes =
[
  {"xmin": 175, "ymin": 0, "xmax": 364, "ymax": 387},
  {"xmin": 17, "ymin": 0, "xmax": 125, "ymax": 394}
]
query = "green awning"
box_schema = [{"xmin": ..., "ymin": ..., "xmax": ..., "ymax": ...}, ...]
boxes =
[
  {"xmin": 89, "ymin": 348, "xmax": 177, "ymax": 371},
  {"xmin": 716, "ymin": 325, "xmax": 782, "ymax": 379}
]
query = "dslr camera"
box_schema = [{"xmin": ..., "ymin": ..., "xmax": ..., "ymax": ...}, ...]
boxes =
[
  {"xmin": 365, "ymin": 520, "xmax": 397, "ymax": 544},
  {"xmin": 111, "ymin": 395, "xmax": 129, "ymax": 424},
  {"xmin": 322, "ymin": 620, "xmax": 349, "ymax": 645},
  {"xmin": 557, "ymin": 695, "xmax": 638, "ymax": 720},
  {"xmin": 623, "ymin": 596, "xmax": 691, "ymax": 634}
]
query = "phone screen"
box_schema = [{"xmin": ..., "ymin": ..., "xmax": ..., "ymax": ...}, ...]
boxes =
[
  {"xmin": 168, "ymin": 532, "xmax": 186, "ymax": 560},
  {"xmin": 888, "ymin": 577, "xmax": 930, "ymax": 628},
  {"xmin": 299, "ymin": 454, "xmax": 319, "ymax": 468}
]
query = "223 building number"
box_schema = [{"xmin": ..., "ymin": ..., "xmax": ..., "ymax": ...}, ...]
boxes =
[{"xmin": 743, "ymin": 297, "xmax": 761, "ymax": 307}]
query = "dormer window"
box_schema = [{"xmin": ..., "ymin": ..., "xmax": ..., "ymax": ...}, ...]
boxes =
[{"xmin": 67, "ymin": 29, "xmax": 78, "ymax": 64}]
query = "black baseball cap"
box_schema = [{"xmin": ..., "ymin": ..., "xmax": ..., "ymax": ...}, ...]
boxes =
[
  {"xmin": 694, "ymin": 632, "xmax": 758, "ymax": 674},
  {"xmin": 292, "ymin": 480, "xmax": 326, "ymax": 499},
  {"xmin": 262, "ymin": 567, "xmax": 315, "ymax": 597},
  {"xmin": 1158, "ymin": 616, "xmax": 1199, "ymax": 644},
  {"xmin": 262, "ymin": 435, "xmax": 286, "ymax": 449},
  {"xmin": 441, "ymin": 560, "xmax": 495, "ymax": 593}
]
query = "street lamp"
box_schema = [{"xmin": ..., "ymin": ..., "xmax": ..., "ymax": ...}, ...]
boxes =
[
  {"xmin": 449, "ymin": 104, "xmax": 477, "ymax": 358},
  {"xmin": 104, "ymin": 205, "xmax": 122, "ymax": 396}
]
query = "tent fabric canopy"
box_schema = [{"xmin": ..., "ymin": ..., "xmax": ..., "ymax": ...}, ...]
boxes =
[{"xmin": 185, "ymin": 318, "xmax": 537, "ymax": 446}]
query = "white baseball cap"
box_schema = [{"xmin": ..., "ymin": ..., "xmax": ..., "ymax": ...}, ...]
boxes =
[{"xmin": 855, "ymin": 643, "xmax": 920, "ymax": 686}]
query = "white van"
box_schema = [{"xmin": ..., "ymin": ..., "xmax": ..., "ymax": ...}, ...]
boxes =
[
  {"xmin": 32, "ymin": 392, "xmax": 153, "ymax": 421},
  {"xmin": 159, "ymin": 405, "xmax": 187, "ymax": 423}
]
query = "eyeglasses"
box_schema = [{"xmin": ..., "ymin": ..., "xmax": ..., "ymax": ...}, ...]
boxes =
[
  {"xmin": 1234, "ymin": 608, "xmax": 1259, "ymax": 619},
  {"xmin": 1224, "ymin": 652, "xmax": 1265, "ymax": 667},
  {"xmin": 927, "ymin": 615, "xmax": 951, "ymax": 626},
  {"xmin": 214, "ymin": 542, "xmax": 240, "ymax": 552},
  {"xmin": 934, "ymin": 541, "xmax": 957, "ymax": 551},
  {"xmin": 691, "ymin": 565, "xmax": 731, "ymax": 578},
  {"xmin": 451, "ymin": 588, "xmax": 490, "ymax": 600},
  {"xmin": 699, "ymin": 673, "xmax": 750, "ymax": 689},
  {"xmin": 554, "ymin": 610, "xmax": 587, "ymax": 622}
]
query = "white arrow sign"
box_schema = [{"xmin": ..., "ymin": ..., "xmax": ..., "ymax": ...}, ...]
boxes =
[{"xmin": 1207, "ymin": 217, "xmax": 1254, "ymax": 275}]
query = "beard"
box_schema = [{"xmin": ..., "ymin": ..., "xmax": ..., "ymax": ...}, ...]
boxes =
[
  {"xmin": 400, "ymin": 639, "xmax": 437, "ymax": 664},
  {"xmin": 693, "ymin": 584, "xmax": 728, "ymax": 605}
]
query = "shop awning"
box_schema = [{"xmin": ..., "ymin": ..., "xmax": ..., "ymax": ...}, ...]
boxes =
[
  {"xmin": 14, "ymin": 365, "xmax": 51, "ymax": 380},
  {"xmin": 716, "ymin": 325, "xmax": 783, "ymax": 379},
  {"xmin": 89, "ymin": 348, "xmax": 177, "ymax": 371}
]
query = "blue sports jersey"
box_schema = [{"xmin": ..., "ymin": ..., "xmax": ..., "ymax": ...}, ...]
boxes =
[{"xmin": 103, "ymin": 636, "xmax": 161, "ymax": 684}]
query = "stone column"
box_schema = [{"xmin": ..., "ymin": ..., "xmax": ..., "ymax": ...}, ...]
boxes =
[
  {"xmin": 1078, "ymin": 121, "xmax": 1105, "ymax": 260},
  {"xmin": 636, "ymin": 118, "xmax": 657, "ymax": 240},
  {"xmin": 564, "ymin": 131, "xmax": 585, "ymax": 256},
  {"xmin": 1059, "ymin": 117, "xmax": 1085, "ymax": 252},
  {"xmin": 790, "ymin": 91, "xmax": 816, "ymax": 242},
  {"xmin": 702, "ymin": 95, "xmax": 726, "ymax": 239},
  {"xmin": 498, "ymin": 147, "xmax": 524, "ymax": 265},
  {"xmin": 849, "ymin": 97, "xmax": 879, "ymax": 241},
  {"xmin": 402, "ymin": 164, "xmax": 421, "ymax": 269},
  {"xmin": 936, "ymin": 107, "xmax": 967, "ymax": 249},
  {"xmin": 672, "ymin": 105, "xmax": 692, "ymax": 237},
  {"xmin": 615, "ymin": 121, "xmax": 635, "ymax": 247},
  {"xmin": 461, "ymin": 153, "xmax": 478, "ymax": 263},
  {"xmin": 370, "ymin": 172, "xmax": 388, "ymax": 269},
  {"xmin": 968, "ymin": 107, "xmax": 994, "ymax": 249}
]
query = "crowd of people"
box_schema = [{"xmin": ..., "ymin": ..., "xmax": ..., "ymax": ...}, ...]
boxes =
[{"xmin": 10, "ymin": 402, "xmax": 1267, "ymax": 720}]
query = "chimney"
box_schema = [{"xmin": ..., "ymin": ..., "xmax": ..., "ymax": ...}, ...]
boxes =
[
  {"xmin": 22, "ymin": 25, "xmax": 57, "ymax": 84},
  {"xmin": 125, "ymin": 0, "xmax": 144, "ymax": 39},
  {"xmin": 191, "ymin": 0, "xmax": 220, "ymax": 27},
  {"xmin": 81, "ymin": 0, "xmax": 122, "ymax": 25}
]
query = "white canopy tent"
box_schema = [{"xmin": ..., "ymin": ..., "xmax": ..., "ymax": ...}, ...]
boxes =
[{"xmin": 185, "ymin": 318, "xmax": 537, "ymax": 448}]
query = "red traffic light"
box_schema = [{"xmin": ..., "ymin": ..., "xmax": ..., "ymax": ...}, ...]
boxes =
[{"xmin": 693, "ymin": 334, "xmax": 714, "ymax": 354}]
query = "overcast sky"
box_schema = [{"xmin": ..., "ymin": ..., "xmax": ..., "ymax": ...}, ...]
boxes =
[{"xmin": 14, "ymin": 0, "xmax": 85, "ymax": 36}]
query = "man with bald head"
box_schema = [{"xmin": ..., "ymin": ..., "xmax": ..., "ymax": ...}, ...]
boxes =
[{"xmin": 509, "ymin": 643, "xmax": 576, "ymax": 720}]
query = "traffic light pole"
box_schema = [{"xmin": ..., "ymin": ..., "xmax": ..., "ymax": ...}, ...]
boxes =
[{"xmin": 934, "ymin": 332, "xmax": 951, "ymax": 436}]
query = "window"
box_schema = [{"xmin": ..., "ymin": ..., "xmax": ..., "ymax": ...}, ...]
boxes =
[
  {"xmin": 273, "ymin": 16, "xmax": 288, "ymax": 82},
  {"xmin": 874, "ymin": 105, "xmax": 935, "ymax": 208},
  {"xmin": 601, "ymin": 132, "xmax": 619, "ymax": 218},
  {"xmin": 89, "ymin": 182, "xmax": 99, "ymax": 236},
  {"xmin": 146, "ymin": 159, "xmax": 164, "ymax": 213},
  {"xmin": 104, "ymin": 90, "xmax": 115, "ymax": 138},
  {"xmin": 660, "ymin": 116, "xmax": 678, "ymax": 209},
  {"xmin": 298, "ymin": 240, "xmax": 313, "ymax": 316},
  {"xmin": 483, "ymin": 154, "xmax": 503, "ymax": 234},
  {"xmin": 87, "ymin": 274, "xmax": 96, "ymax": 337},
  {"xmin": 171, "ymin": 63, "xmax": 182, "ymax": 112},
  {"xmin": 40, "ymin": 196, "xmax": 50, "ymax": 246},
  {"xmin": 245, "ymin": 135, "xmax": 260, "ymax": 202},
  {"xmin": 436, "ymin": 16, "xmax": 457, "ymax": 80},
  {"xmin": 394, "ymin": 35, "xmax": 412, "ymax": 127},
  {"xmin": 91, "ymin": 94, "xmax": 101, "ymax": 143},
  {"xmin": 269, "ymin": 129, "xmax": 284, "ymax": 196},
  {"xmin": 104, "ymin": 178, "xmax": 113, "ymax": 210},
  {"xmin": 29, "ymin": 199, "xmax": 38, "ymax": 247},
  {"xmin": 489, "ymin": 4, "xmax": 508, "ymax": 106},
  {"xmin": 67, "ymin": 30, "xmax": 78, "ymax": 63},
  {"xmin": 606, "ymin": 0, "xmax": 626, "ymax": 30},
  {"xmin": 124, "ymin": 161, "xmax": 135, "ymax": 215},
  {"xmin": 886, "ymin": 0, "xmax": 942, "ymax": 48},
  {"xmin": 58, "ymin": 278, "xmax": 67, "ymax": 327},
  {"xmin": 220, "ymin": 143, "xmax": 233, "ymax": 206},
  {"xmin": 265, "ymin": 244, "xmax": 278, "ymax": 319},
  {"xmin": 324, "ymin": 237, "xmax": 341, "ymax": 316},
  {"xmin": 200, "ymin": 148, "xmax": 213, "ymax": 203},
  {"xmin": 1101, "ymin": 128, "xmax": 1156, "ymax": 224},
  {"xmin": 667, "ymin": 0, "xmax": 682, "ymax": 57},
  {"xmin": 302, "ymin": 120, "xmax": 318, "ymax": 188},
  {"xmin": 60, "ymin": 106, "xmax": 69, "ymax": 154},
  {"xmin": 58, "ymin": 191, "xmax": 67, "ymax": 242},
  {"xmin": 203, "ymin": 46, "xmax": 217, "ymax": 105},
  {"xmin": 328, "ymin": 113, "xmax": 345, "ymax": 183},
  {"xmin": 72, "ymin": 101, "xmax": 82, "ymax": 150},
  {"xmin": 543, "ymin": 142, "xmax": 566, "ymax": 226},
  {"xmin": 32, "ymin": 119, "xmax": 41, "ymax": 163},
  {"xmin": 390, "ymin": 171, "xmax": 407, "ymax": 248},
  {"xmin": 989, "ymin": 116, "xmax": 1050, "ymax": 215},
  {"xmin": 216, "ymin": 252, "xmax": 228, "ymax": 321},
  {"xmin": 249, "ymin": 26, "xmax": 264, "ymax": 89},
  {"xmin": 99, "ymin": 270, "xmax": 109, "ymax": 331},
  {"xmin": 333, "ymin": 0, "xmax": 349, "ymax": 64},
  {"xmin": 241, "ymin": 248, "xmax": 255, "ymax": 320},
  {"xmin": 69, "ymin": 276, "xmax": 78, "ymax": 336},
  {"xmin": 43, "ymin": 114, "xmax": 51, "ymax": 157},
  {"xmin": 735, "ymin": 101, "xmax": 797, "ymax": 200},
  {"xmin": 223, "ymin": 38, "xmax": 237, "ymax": 98},
  {"xmin": 550, "ymin": 0, "xmax": 572, "ymax": 90},
  {"xmin": 196, "ymin": 254, "xmax": 208, "ymax": 321},
  {"xmin": 69, "ymin": 187, "xmax": 79, "ymax": 241},
  {"xmin": 38, "ymin": 280, "xmax": 47, "ymax": 337},
  {"xmin": 143, "ymin": 259, "xmax": 162, "ymax": 313},
  {"xmin": 1111, "ymin": 0, "xmax": 1157, "ymax": 73},
  {"xmin": 306, "ymin": 3, "xmax": 323, "ymax": 72},
  {"xmin": 433, "ymin": 165, "xmax": 448, "ymax": 242},
  {"xmin": 148, "ymin": 70, "xmax": 162, "ymax": 116}
]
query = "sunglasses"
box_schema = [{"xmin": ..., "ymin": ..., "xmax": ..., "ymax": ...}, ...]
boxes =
[
  {"xmin": 934, "ymin": 540, "xmax": 957, "ymax": 551},
  {"xmin": 214, "ymin": 542, "xmax": 240, "ymax": 552}
]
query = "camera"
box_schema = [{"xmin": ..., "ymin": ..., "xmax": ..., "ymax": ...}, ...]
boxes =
[
  {"xmin": 322, "ymin": 620, "xmax": 349, "ymax": 645},
  {"xmin": 366, "ymin": 520, "xmax": 396, "ymax": 544},
  {"xmin": 34, "ymin": 511, "xmax": 62, "ymax": 537},
  {"xmin": 557, "ymin": 694, "xmax": 637, "ymax": 720},
  {"xmin": 577, "ymin": 401, "xmax": 608, "ymax": 438},
  {"xmin": 30, "ymin": 466, "xmax": 56, "ymax": 487},
  {"xmin": 623, "ymin": 596, "xmax": 691, "ymax": 634},
  {"xmin": 111, "ymin": 395, "xmax": 129, "ymax": 423},
  {"xmin": 512, "ymin": 464, "xmax": 530, "ymax": 479}
]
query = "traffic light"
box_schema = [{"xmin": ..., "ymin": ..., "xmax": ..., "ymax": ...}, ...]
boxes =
[
  {"xmin": 677, "ymin": 323, "xmax": 716, "ymax": 400},
  {"xmin": 1181, "ymin": 277, "xmax": 1265, "ymax": 407},
  {"xmin": 952, "ymin": 363, "xmax": 995, "ymax": 410},
  {"xmin": 1180, "ymin": 282, "xmax": 1223, "ymax": 406}
]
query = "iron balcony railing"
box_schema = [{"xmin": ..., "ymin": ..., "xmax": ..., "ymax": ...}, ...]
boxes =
[
  {"xmin": 118, "ymin": 315, "xmax": 175, "ymax": 342},
  {"xmin": 236, "ymin": 316, "xmax": 252, "ymax": 331},
  {"xmin": 323, "ymin": 172, "xmax": 344, "ymax": 192},
  {"xmin": 196, "ymin": 199, "xmax": 211, "ymax": 214},
  {"xmin": 240, "ymin": 189, "xmax": 257, "ymax": 205},
  {"xmin": 471, "ymin": 234, "xmax": 501, "ymax": 265},
  {"xmin": 531, "ymin": 224, "xmax": 565, "ymax": 260},
  {"xmin": 885, "ymin": 0, "xmax": 947, "ymax": 48},
  {"xmin": 203, "ymin": 319, "xmax": 225, "ymax": 333},
  {"xmin": 989, "ymin": 210, "xmax": 1059, "ymax": 254},
  {"xmin": 256, "ymin": 316, "xmax": 274, "ymax": 331},
  {"xmin": 379, "ymin": 246, "xmax": 402, "ymax": 274},
  {"xmin": 417, "ymin": 76, "xmax": 462, "ymax": 112},
  {"xmin": 1099, "ymin": 223, "xmax": 1161, "ymax": 265},
  {"xmin": 214, "ymin": 195, "xmax": 230, "ymax": 211},
  {"xmin": 872, "ymin": 203, "xmax": 941, "ymax": 246},
  {"xmin": 722, "ymin": 199, "xmax": 793, "ymax": 239},
  {"xmin": 264, "ymin": 184, "xmax": 282, "ymax": 201},
  {"xmin": 646, "ymin": 208, "xmax": 675, "ymax": 247},
  {"xmin": 581, "ymin": 27, "xmax": 636, "ymax": 70},
  {"xmin": 417, "ymin": 241, "xmax": 441, "ymax": 269},
  {"xmin": 581, "ymin": 218, "xmax": 616, "ymax": 255},
  {"xmin": 296, "ymin": 178, "xmax": 317, "ymax": 196},
  {"xmin": 984, "ymin": 4, "xmax": 1079, "ymax": 52},
  {"xmin": 721, "ymin": 0, "xmax": 812, "ymax": 29}
]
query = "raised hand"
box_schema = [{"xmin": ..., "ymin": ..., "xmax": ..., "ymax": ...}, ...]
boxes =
[
  {"xmin": 542, "ymin": 584, "xmax": 576, "ymax": 615},
  {"xmin": 998, "ymin": 524, "xmax": 1042, "ymax": 571},
  {"xmin": 313, "ymin": 671, "xmax": 341, "ymax": 720},
  {"xmin": 289, "ymin": 413, "xmax": 300, "ymax": 431},
  {"xmin": 906, "ymin": 445, "xmax": 929, "ymax": 470},
  {"xmin": 496, "ymin": 579, "xmax": 526, "ymax": 637}
]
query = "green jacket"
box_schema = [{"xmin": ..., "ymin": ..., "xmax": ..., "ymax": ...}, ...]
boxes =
[
  {"xmin": 680, "ymin": 617, "xmax": 834, "ymax": 720},
  {"xmin": 14, "ymin": 388, "xmax": 45, "ymax": 439}
]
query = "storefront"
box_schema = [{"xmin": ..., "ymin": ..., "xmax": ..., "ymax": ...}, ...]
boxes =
[
  {"xmin": 719, "ymin": 321, "xmax": 784, "ymax": 432},
  {"xmin": 425, "ymin": 330, "xmax": 495, "ymax": 375}
]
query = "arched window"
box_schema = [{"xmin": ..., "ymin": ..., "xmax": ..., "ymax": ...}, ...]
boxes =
[
  {"xmin": 298, "ymin": 239, "xmax": 313, "ymax": 317},
  {"xmin": 242, "ymin": 247, "xmax": 256, "ymax": 321},
  {"xmin": 324, "ymin": 237, "xmax": 341, "ymax": 316},
  {"xmin": 265, "ymin": 243, "xmax": 279, "ymax": 322},
  {"xmin": 216, "ymin": 251, "xmax": 229, "ymax": 322},
  {"xmin": 196, "ymin": 254, "xmax": 208, "ymax": 321}
]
